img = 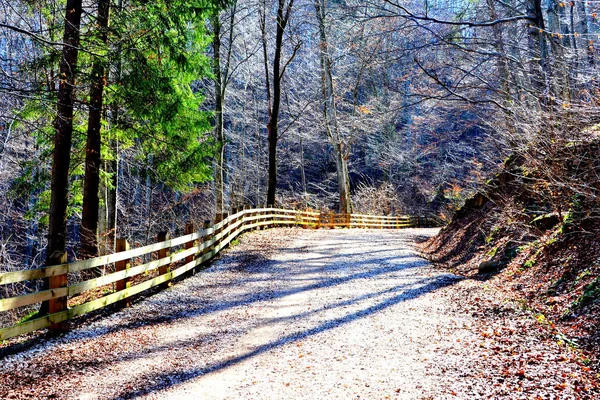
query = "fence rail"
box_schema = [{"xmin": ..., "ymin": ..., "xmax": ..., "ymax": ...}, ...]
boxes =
[{"xmin": 0, "ymin": 208, "xmax": 437, "ymax": 341}]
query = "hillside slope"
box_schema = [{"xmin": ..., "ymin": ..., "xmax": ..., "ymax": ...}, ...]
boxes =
[{"xmin": 423, "ymin": 141, "xmax": 600, "ymax": 361}]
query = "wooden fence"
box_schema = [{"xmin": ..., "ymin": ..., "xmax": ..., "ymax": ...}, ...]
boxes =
[{"xmin": 0, "ymin": 208, "xmax": 436, "ymax": 341}]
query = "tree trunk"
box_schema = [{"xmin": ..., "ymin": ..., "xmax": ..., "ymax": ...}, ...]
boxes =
[
  {"xmin": 212, "ymin": 12, "xmax": 226, "ymax": 214},
  {"xmin": 81, "ymin": 0, "xmax": 110, "ymax": 263},
  {"xmin": 266, "ymin": 120, "xmax": 277, "ymax": 206},
  {"xmin": 314, "ymin": 0, "xmax": 352, "ymax": 214},
  {"xmin": 41, "ymin": 0, "xmax": 83, "ymax": 315},
  {"xmin": 547, "ymin": 0, "xmax": 572, "ymax": 102},
  {"xmin": 575, "ymin": 1, "xmax": 594, "ymax": 67},
  {"xmin": 526, "ymin": 0, "xmax": 550, "ymax": 105},
  {"xmin": 264, "ymin": 0, "xmax": 294, "ymax": 206}
]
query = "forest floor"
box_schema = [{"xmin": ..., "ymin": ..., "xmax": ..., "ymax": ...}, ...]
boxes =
[{"xmin": 1, "ymin": 228, "xmax": 599, "ymax": 399}]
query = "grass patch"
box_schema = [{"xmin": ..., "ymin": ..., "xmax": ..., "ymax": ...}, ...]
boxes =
[{"xmin": 19, "ymin": 310, "xmax": 40, "ymax": 324}]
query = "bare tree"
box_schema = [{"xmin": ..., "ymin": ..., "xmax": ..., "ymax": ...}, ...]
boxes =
[{"xmin": 314, "ymin": 0, "xmax": 352, "ymax": 213}]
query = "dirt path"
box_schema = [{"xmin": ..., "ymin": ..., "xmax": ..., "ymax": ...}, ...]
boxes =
[{"xmin": 1, "ymin": 228, "xmax": 598, "ymax": 399}]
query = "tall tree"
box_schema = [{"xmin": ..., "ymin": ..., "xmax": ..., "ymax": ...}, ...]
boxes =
[
  {"xmin": 314, "ymin": 0, "xmax": 352, "ymax": 214},
  {"xmin": 42, "ymin": 0, "xmax": 83, "ymax": 315},
  {"xmin": 210, "ymin": 0, "xmax": 238, "ymax": 214},
  {"xmin": 81, "ymin": 0, "xmax": 111, "ymax": 261},
  {"xmin": 261, "ymin": 0, "xmax": 298, "ymax": 206}
]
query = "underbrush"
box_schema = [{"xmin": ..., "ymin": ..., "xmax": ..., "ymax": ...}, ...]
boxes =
[{"xmin": 422, "ymin": 138, "xmax": 600, "ymax": 359}]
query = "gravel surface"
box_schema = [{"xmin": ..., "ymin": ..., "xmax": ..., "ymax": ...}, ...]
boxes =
[{"xmin": 1, "ymin": 228, "xmax": 598, "ymax": 399}]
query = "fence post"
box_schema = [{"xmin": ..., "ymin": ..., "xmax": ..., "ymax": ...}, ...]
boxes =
[
  {"xmin": 200, "ymin": 220, "xmax": 212, "ymax": 267},
  {"xmin": 329, "ymin": 212, "xmax": 335, "ymax": 229},
  {"xmin": 185, "ymin": 223, "xmax": 195, "ymax": 276},
  {"xmin": 157, "ymin": 231, "xmax": 171, "ymax": 289},
  {"xmin": 247, "ymin": 207, "xmax": 255, "ymax": 231},
  {"xmin": 48, "ymin": 252, "xmax": 68, "ymax": 331},
  {"xmin": 115, "ymin": 238, "xmax": 130, "ymax": 309},
  {"xmin": 257, "ymin": 206, "xmax": 264, "ymax": 230}
]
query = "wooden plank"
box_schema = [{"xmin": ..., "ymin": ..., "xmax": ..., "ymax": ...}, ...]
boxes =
[
  {"xmin": 0, "ymin": 264, "xmax": 68, "ymax": 286},
  {"xmin": 0, "ymin": 208, "xmax": 420, "ymax": 340},
  {"xmin": 0, "ymin": 248, "xmax": 212, "ymax": 341},
  {"xmin": 0, "ymin": 245, "xmax": 198, "ymax": 312},
  {"xmin": 0, "ymin": 230, "xmax": 210, "ymax": 285},
  {"xmin": 0, "ymin": 211, "xmax": 404, "ymax": 286},
  {"xmin": 0, "ymin": 287, "xmax": 68, "ymax": 312}
]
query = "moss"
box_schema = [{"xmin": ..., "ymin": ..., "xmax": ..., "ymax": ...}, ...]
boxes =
[
  {"xmin": 19, "ymin": 310, "xmax": 40, "ymax": 324},
  {"xmin": 572, "ymin": 277, "xmax": 600, "ymax": 310},
  {"xmin": 486, "ymin": 246, "xmax": 498, "ymax": 258}
]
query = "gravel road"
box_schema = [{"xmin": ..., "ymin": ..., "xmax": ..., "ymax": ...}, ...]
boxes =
[{"xmin": 1, "ymin": 228, "xmax": 597, "ymax": 399}]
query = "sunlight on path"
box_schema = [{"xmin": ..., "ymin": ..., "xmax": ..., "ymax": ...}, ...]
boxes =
[{"xmin": 2, "ymin": 228, "xmax": 472, "ymax": 400}]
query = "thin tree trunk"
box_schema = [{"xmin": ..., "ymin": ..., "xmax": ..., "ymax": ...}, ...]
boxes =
[
  {"xmin": 212, "ymin": 12, "xmax": 225, "ymax": 214},
  {"xmin": 266, "ymin": 0, "xmax": 294, "ymax": 207},
  {"xmin": 81, "ymin": 0, "xmax": 110, "ymax": 262},
  {"xmin": 105, "ymin": 0, "xmax": 124, "ymax": 252},
  {"xmin": 41, "ymin": 0, "xmax": 83, "ymax": 315},
  {"xmin": 576, "ymin": 1, "xmax": 594, "ymax": 66},
  {"xmin": 547, "ymin": 0, "xmax": 572, "ymax": 102},
  {"xmin": 314, "ymin": 0, "xmax": 352, "ymax": 214},
  {"xmin": 526, "ymin": 0, "xmax": 550, "ymax": 105}
]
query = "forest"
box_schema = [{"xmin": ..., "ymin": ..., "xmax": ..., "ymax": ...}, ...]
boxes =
[
  {"xmin": 1, "ymin": 0, "xmax": 600, "ymax": 332},
  {"xmin": 2, "ymin": 0, "xmax": 600, "ymax": 397}
]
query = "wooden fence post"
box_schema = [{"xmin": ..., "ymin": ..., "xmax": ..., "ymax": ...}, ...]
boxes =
[
  {"xmin": 185, "ymin": 223, "xmax": 195, "ymax": 276},
  {"xmin": 200, "ymin": 220, "xmax": 212, "ymax": 267},
  {"xmin": 48, "ymin": 252, "xmax": 68, "ymax": 331},
  {"xmin": 256, "ymin": 207, "xmax": 262, "ymax": 231},
  {"xmin": 214, "ymin": 212, "xmax": 225, "ymax": 242},
  {"xmin": 157, "ymin": 231, "xmax": 170, "ymax": 289},
  {"xmin": 246, "ymin": 207, "xmax": 254, "ymax": 231},
  {"xmin": 115, "ymin": 238, "xmax": 130, "ymax": 309},
  {"xmin": 222, "ymin": 212, "xmax": 229, "ymax": 229},
  {"xmin": 329, "ymin": 212, "xmax": 334, "ymax": 229}
]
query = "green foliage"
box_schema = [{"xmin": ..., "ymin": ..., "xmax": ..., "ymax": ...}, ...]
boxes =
[
  {"xmin": 572, "ymin": 277, "xmax": 600, "ymax": 310},
  {"xmin": 19, "ymin": 310, "xmax": 41, "ymax": 324},
  {"xmin": 9, "ymin": 0, "xmax": 221, "ymax": 231},
  {"xmin": 107, "ymin": 0, "xmax": 218, "ymax": 190},
  {"xmin": 485, "ymin": 226, "xmax": 499, "ymax": 243},
  {"xmin": 486, "ymin": 246, "xmax": 498, "ymax": 258}
]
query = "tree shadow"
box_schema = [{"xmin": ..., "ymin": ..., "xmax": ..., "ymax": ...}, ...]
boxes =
[
  {"xmin": 1, "ymin": 228, "xmax": 451, "ymax": 399},
  {"xmin": 107, "ymin": 273, "xmax": 460, "ymax": 399},
  {"xmin": 0, "ymin": 251, "xmax": 431, "ymax": 351}
]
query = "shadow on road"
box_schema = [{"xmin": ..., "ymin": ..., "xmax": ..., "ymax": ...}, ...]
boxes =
[{"xmin": 110, "ymin": 273, "xmax": 459, "ymax": 399}]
